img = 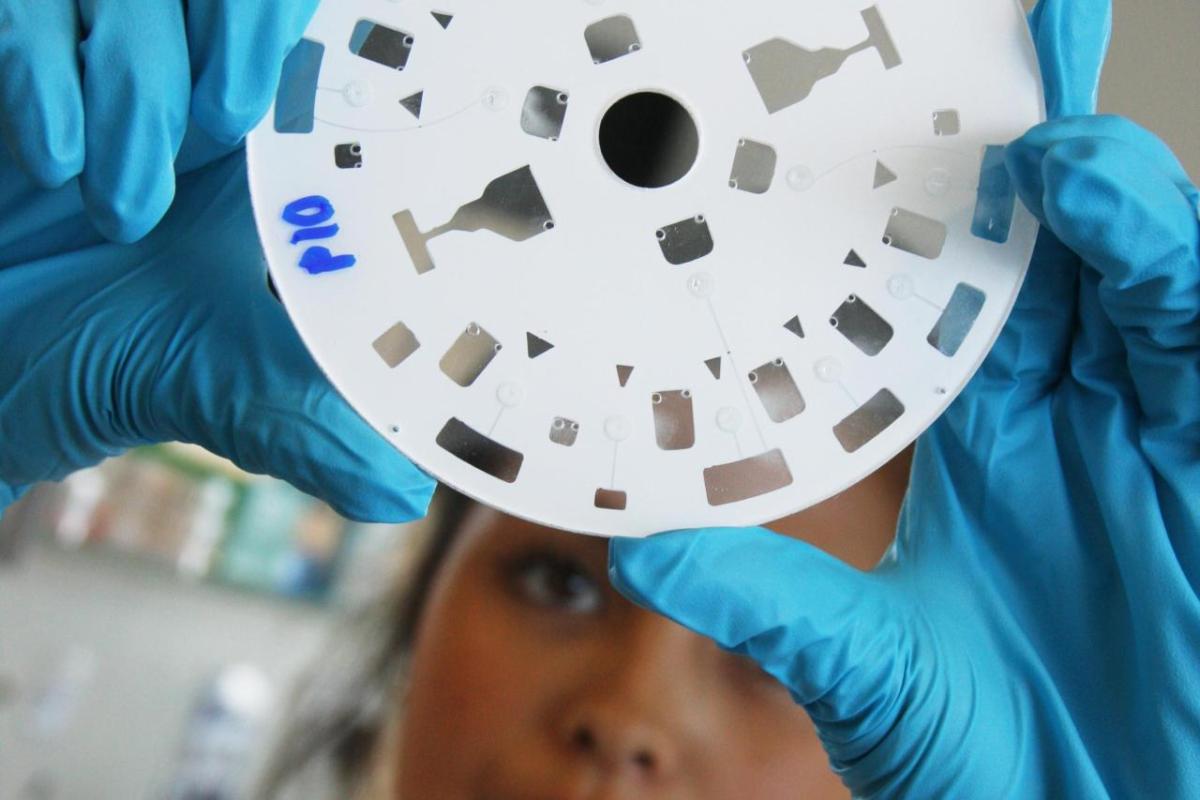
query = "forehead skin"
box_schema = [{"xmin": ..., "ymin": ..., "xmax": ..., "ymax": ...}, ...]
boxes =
[{"xmin": 392, "ymin": 448, "xmax": 911, "ymax": 798}]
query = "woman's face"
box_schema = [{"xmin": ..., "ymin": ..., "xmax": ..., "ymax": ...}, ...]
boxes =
[
  {"xmin": 394, "ymin": 450, "xmax": 909, "ymax": 799},
  {"xmin": 396, "ymin": 508, "xmax": 846, "ymax": 799}
]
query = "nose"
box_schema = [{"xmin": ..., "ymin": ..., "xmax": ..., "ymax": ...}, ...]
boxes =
[
  {"xmin": 563, "ymin": 702, "xmax": 679, "ymax": 779},
  {"xmin": 555, "ymin": 615, "xmax": 707, "ymax": 784}
]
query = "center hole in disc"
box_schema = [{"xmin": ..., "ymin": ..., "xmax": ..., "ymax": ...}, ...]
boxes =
[{"xmin": 599, "ymin": 92, "xmax": 699, "ymax": 188}]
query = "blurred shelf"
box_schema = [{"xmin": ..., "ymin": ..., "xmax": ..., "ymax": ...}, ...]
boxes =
[{"xmin": 0, "ymin": 445, "xmax": 420, "ymax": 610}]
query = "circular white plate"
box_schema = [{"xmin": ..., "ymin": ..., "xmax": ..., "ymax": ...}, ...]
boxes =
[{"xmin": 247, "ymin": 0, "xmax": 1044, "ymax": 536}]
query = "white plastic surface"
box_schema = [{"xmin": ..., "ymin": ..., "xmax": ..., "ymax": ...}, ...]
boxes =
[{"xmin": 247, "ymin": 0, "xmax": 1044, "ymax": 536}]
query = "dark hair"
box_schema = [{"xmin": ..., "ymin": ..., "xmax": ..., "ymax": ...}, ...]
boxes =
[{"xmin": 257, "ymin": 486, "xmax": 476, "ymax": 798}]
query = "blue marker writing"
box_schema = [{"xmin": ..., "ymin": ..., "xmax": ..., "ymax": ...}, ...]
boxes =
[{"xmin": 282, "ymin": 195, "xmax": 357, "ymax": 274}]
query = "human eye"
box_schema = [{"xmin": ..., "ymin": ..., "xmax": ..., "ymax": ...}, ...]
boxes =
[{"xmin": 503, "ymin": 550, "xmax": 604, "ymax": 615}]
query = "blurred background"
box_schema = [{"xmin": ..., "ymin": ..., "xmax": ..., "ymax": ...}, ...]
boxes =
[
  {"xmin": 1, "ymin": 4, "xmax": 1195, "ymax": 798},
  {"xmin": 0, "ymin": 445, "xmax": 426, "ymax": 798},
  {"xmin": 1093, "ymin": 0, "xmax": 1197, "ymax": 180}
]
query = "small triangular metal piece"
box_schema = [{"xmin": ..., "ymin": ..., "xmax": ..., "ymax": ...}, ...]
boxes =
[
  {"xmin": 527, "ymin": 332, "xmax": 554, "ymax": 359},
  {"xmin": 873, "ymin": 160, "xmax": 898, "ymax": 189},
  {"xmin": 843, "ymin": 249, "xmax": 867, "ymax": 268},
  {"xmin": 616, "ymin": 365, "xmax": 634, "ymax": 388},
  {"xmin": 784, "ymin": 315, "xmax": 805, "ymax": 338},
  {"xmin": 705, "ymin": 356, "xmax": 722, "ymax": 380},
  {"xmin": 400, "ymin": 91, "xmax": 424, "ymax": 119},
  {"xmin": 431, "ymin": 11, "xmax": 453, "ymax": 29}
]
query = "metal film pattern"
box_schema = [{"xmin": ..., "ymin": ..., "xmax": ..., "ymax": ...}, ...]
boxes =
[{"xmin": 268, "ymin": 2, "xmax": 1020, "ymax": 524}]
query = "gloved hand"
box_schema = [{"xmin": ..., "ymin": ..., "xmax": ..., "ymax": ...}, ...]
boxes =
[
  {"xmin": 0, "ymin": 0, "xmax": 318, "ymax": 242},
  {"xmin": 611, "ymin": 0, "xmax": 1200, "ymax": 796},
  {"xmin": 0, "ymin": 124, "xmax": 435, "ymax": 523}
]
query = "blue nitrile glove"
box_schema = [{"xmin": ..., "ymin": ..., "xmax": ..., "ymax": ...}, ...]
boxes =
[
  {"xmin": 612, "ymin": 0, "xmax": 1200, "ymax": 796},
  {"xmin": 0, "ymin": 122, "xmax": 435, "ymax": 521},
  {"xmin": 0, "ymin": 0, "xmax": 318, "ymax": 242}
]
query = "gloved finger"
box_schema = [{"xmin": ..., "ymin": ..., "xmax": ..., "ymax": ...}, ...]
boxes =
[
  {"xmin": 120, "ymin": 166, "xmax": 437, "ymax": 523},
  {"xmin": 965, "ymin": 0, "xmax": 1113, "ymax": 406},
  {"xmin": 610, "ymin": 527, "xmax": 906, "ymax": 757},
  {"xmin": 1009, "ymin": 116, "xmax": 1198, "ymax": 220},
  {"xmin": 964, "ymin": 224, "xmax": 1082, "ymax": 405},
  {"xmin": 186, "ymin": 0, "xmax": 320, "ymax": 144},
  {"xmin": 0, "ymin": 1, "xmax": 85, "ymax": 187},
  {"xmin": 76, "ymin": 0, "xmax": 191, "ymax": 243},
  {"xmin": 1039, "ymin": 136, "xmax": 1200, "ymax": 440},
  {"xmin": 1010, "ymin": 116, "xmax": 1200, "ymax": 446},
  {"xmin": 988, "ymin": 115, "xmax": 1197, "ymax": 406},
  {"xmin": 1028, "ymin": 0, "xmax": 1112, "ymax": 119},
  {"xmin": 143, "ymin": 291, "xmax": 436, "ymax": 523}
]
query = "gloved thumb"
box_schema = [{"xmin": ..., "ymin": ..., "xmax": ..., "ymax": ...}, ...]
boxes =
[
  {"xmin": 609, "ymin": 527, "xmax": 908, "ymax": 761},
  {"xmin": 142, "ymin": 291, "xmax": 436, "ymax": 524},
  {"xmin": 91, "ymin": 150, "xmax": 440, "ymax": 525}
]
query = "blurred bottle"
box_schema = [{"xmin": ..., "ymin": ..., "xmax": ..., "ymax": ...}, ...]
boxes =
[
  {"xmin": 215, "ymin": 480, "xmax": 344, "ymax": 601},
  {"xmin": 164, "ymin": 664, "xmax": 274, "ymax": 800}
]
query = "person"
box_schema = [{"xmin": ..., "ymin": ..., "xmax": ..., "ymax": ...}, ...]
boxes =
[
  {"xmin": 260, "ymin": 455, "xmax": 909, "ymax": 798},
  {"xmin": 1, "ymin": 0, "xmax": 1196, "ymax": 796}
]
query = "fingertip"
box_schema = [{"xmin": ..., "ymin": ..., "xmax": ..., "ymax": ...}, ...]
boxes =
[
  {"xmin": 609, "ymin": 528, "xmax": 693, "ymax": 567},
  {"xmin": 29, "ymin": 149, "xmax": 84, "ymax": 189},
  {"xmin": 610, "ymin": 527, "xmax": 789, "ymax": 612},
  {"xmin": 76, "ymin": 5, "xmax": 189, "ymax": 242},
  {"xmin": 1004, "ymin": 135, "xmax": 1050, "ymax": 222},
  {"xmin": 85, "ymin": 203, "xmax": 167, "ymax": 245},
  {"xmin": 81, "ymin": 171, "xmax": 176, "ymax": 243},
  {"xmin": 279, "ymin": 396, "xmax": 439, "ymax": 525},
  {"xmin": 326, "ymin": 484, "xmax": 436, "ymax": 525},
  {"xmin": 16, "ymin": 121, "xmax": 84, "ymax": 187},
  {"xmin": 327, "ymin": 452, "xmax": 438, "ymax": 524},
  {"xmin": 190, "ymin": 94, "xmax": 265, "ymax": 147},
  {"xmin": 187, "ymin": 1, "xmax": 321, "ymax": 147},
  {"xmin": 608, "ymin": 529, "xmax": 691, "ymax": 604},
  {"xmin": 0, "ymin": 61, "xmax": 85, "ymax": 187}
]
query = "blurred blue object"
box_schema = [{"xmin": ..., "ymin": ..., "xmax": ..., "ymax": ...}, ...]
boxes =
[
  {"xmin": 612, "ymin": 0, "xmax": 1200, "ymax": 795},
  {"xmin": 0, "ymin": 0, "xmax": 320, "ymax": 242},
  {"xmin": 0, "ymin": 29, "xmax": 434, "ymax": 524}
]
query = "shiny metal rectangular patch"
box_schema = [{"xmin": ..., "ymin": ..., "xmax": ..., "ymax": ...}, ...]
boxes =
[
  {"xmin": 436, "ymin": 418, "xmax": 523, "ymax": 483},
  {"xmin": 833, "ymin": 389, "xmax": 904, "ymax": 453},
  {"xmin": 703, "ymin": 449, "xmax": 793, "ymax": 506}
]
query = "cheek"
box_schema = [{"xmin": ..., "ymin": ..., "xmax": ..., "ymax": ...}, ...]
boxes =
[
  {"xmin": 396, "ymin": 583, "xmax": 551, "ymax": 795},
  {"xmin": 710, "ymin": 690, "xmax": 846, "ymax": 799}
]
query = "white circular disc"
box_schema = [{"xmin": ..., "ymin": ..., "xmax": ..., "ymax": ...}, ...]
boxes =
[{"xmin": 247, "ymin": 0, "xmax": 1044, "ymax": 536}]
